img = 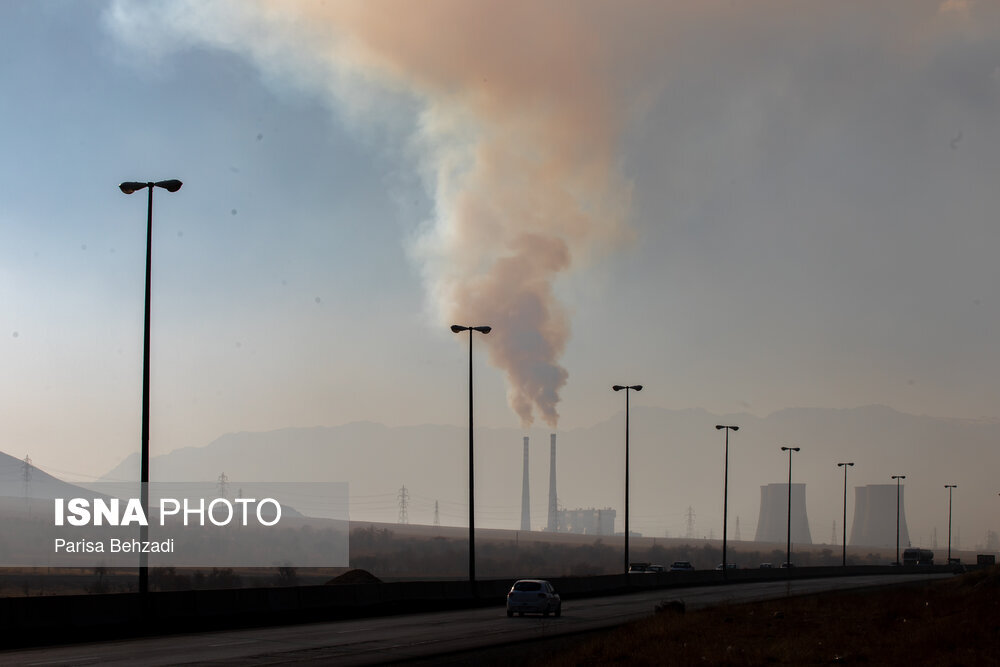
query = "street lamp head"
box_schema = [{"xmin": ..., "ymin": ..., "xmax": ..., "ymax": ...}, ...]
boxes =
[
  {"xmin": 891, "ymin": 475, "xmax": 906, "ymax": 480},
  {"xmin": 120, "ymin": 180, "xmax": 183, "ymax": 195},
  {"xmin": 716, "ymin": 425, "xmax": 739, "ymax": 431},
  {"xmin": 612, "ymin": 385, "xmax": 624, "ymax": 391},
  {"xmin": 781, "ymin": 446, "xmax": 800, "ymax": 452},
  {"xmin": 945, "ymin": 484, "xmax": 957, "ymax": 489},
  {"xmin": 450, "ymin": 325, "xmax": 467, "ymax": 333},
  {"xmin": 633, "ymin": 385, "xmax": 643, "ymax": 392},
  {"xmin": 472, "ymin": 325, "xmax": 491, "ymax": 334},
  {"xmin": 838, "ymin": 462, "xmax": 855, "ymax": 467},
  {"xmin": 119, "ymin": 181, "xmax": 150, "ymax": 195},
  {"xmin": 155, "ymin": 179, "xmax": 183, "ymax": 192}
]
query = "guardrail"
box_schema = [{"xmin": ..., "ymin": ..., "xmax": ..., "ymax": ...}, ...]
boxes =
[{"xmin": 0, "ymin": 564, "xmax": 959, "ymax": 649}]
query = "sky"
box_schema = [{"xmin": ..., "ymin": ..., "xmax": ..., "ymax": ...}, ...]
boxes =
[{"xmin": 1, "ymin": 0, "xmax": 1000, "ymax": 513}]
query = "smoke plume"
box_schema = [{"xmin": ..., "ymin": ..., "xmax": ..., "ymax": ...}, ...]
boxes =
[{"xmin": 107, "ymin": 0, "xmax": 659, "ymax": 426}]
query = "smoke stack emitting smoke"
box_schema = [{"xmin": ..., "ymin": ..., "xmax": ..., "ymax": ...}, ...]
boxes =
[{"xmin": 108, "ymin": 0, "xmax": 645, "ymax": 427}]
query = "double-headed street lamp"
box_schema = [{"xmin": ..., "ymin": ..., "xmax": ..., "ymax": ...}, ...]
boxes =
[
  {"xmin": 715, "ymin": 425, "xmax": 739, "ymax": 578},
  {"xmin": 119, "ymin": 179, "xmax": 182, "ymax": 596},
  {"xmin": 891, "ymin": 475, "xmax": 906, "ymax": 565},
  {"xmin": 837, "ymin": 462, "xmax": 854, "ymax": 566},
  {"xmin": 781, "ymin": 446, "xmax": 800, "ymax": 569},
  {"xmin": 450, "ymin": 324, "xmax": 491, "ymax": 584},
  {"xmin": 613, "ymin": 384, "xmax": 642, "ymax": 573},
  {"xmin": 945, "ymin": 484, "xmax": 957, "ymax": 564}
]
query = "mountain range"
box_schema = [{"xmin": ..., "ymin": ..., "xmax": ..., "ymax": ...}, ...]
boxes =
[{"xmin": 97, "ymin": 405, "xmax": 1000, "ymax": 551}]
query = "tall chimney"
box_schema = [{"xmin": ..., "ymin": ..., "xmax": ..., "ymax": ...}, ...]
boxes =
[
  {"xmin": 547, "ymin": 433, "xmax": 558, "ymax": 532},
  {"xmin": 520, "ymin": 436, "xmax": 531, "ymax": 531}
]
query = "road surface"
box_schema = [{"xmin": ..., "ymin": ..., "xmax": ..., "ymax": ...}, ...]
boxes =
[{"xmin": 1, "ymin": 574, "xmax": 948, "ymax": 665}]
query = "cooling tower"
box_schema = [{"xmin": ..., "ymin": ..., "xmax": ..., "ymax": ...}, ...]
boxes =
[
  {"xmin": 849, "ymin": 484, "xmax": 910, "ymax": 548},
  {"xmin": 520, "ymin": 436, "xmax": 530, "ymax": 531},
  {"xmin": 754, "ymin": 483, "xmax": 812, "ymax": 544},
  {"xmin": 546, "ymin": 433, "xmax": 558, "ymax": 532}
]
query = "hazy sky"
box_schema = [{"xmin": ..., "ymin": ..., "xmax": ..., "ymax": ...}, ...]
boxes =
[{"xmin": 2, "ymin": 0, "xmax": 999, "ymax": 486}]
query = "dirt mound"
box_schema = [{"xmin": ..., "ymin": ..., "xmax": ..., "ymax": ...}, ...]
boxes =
[{"xmin": 325, "ymin": 569, "xmax": 382, "ymax": 585}]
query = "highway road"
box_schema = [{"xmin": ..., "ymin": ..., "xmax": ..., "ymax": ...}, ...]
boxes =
[{"xmin": 2, "ymin": 574, "xmax": 948, "ymax": 666}]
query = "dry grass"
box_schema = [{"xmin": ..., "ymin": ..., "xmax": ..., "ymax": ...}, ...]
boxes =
[{"xmin": 547, "ymin": 568, "xmax": 1000, "ymax": 666}]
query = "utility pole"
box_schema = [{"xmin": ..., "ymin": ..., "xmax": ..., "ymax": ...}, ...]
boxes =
[{"xmin": 685, "ymin": 506, "xmax": 696, "ymax": 539}]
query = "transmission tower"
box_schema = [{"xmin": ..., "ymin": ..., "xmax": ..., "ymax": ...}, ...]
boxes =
[
  {"xmin": 22, "ymin": 455, "xmax": 32, "ymax": 513},
  {"xmin": 831, "ymin": 520, "xmax": 837, "ymax": 545},
  {"xmin": 685, "ymin": 506, "xmax": 696, "ymax": 539},
  {"xmin": 434, "ymin": 500, "xmax": 440, "ymax": 526},
  {"xmin": 397, "ymin": 484, "xmax": 409, "ymax": 524},
  {"xmin": 217, "ymin": 472, "xmax": 229, "ymax": 499},
  {"xmin": 734, "ymin": 516, "xmax": 742, "ymax": 541},
  {"xmin": 21, "ymin": 454, "xmax": 32, "ymax": 495}
]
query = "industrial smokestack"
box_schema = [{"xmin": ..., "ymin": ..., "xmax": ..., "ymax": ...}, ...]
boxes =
[
  {"xmin": 547, "ymin": 433, "xmax": 558, "ymax": 532},
  {"xmin": 520, "ymin": 436, "xmax": 530, "ymax": 531}
]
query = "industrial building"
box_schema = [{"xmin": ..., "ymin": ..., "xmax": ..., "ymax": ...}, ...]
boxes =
[
  {"xmin": 754, "ymin": 483, "xmax": 813, "ymax": 544},
  {"xmin": 849, "ymin": 484, "xmax": 910, "ymax": 548}
]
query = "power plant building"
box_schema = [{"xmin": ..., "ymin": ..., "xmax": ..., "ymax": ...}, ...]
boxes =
[
  {"xmin": 849, "ymin": 484, "xmax": 910, "ymax": 548},
  {"xmin": 538, "ymin": 432, "xmax": 617, "ymax": 535},
  {"xmin": 754, "ymin": 483, "xmax": 812, "ymax": 544},
  {"xmin": 556, "ymin": 507, "xmax": 616, "ymax": 535}
]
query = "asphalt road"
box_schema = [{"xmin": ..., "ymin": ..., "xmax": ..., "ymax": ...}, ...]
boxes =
[{"xmin": 1, "ymin": 574, "xmax": 948, "ymax": 666}]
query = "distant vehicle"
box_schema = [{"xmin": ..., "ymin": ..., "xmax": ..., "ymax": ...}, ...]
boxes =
[
  {"xmin": 629, "ymin": 562, "xmax": 666, "ymax": 573},
  {"xmin": 902, "ymin": 548, "xmax": 934, "ymax": 566},
  {"xmin": 669, "ymin": 561, "xmax": 695, "ymax": 572},
  {"xmin": 759, "ymin": 563, "xmax": 773, "ymax": 569},
  {"xmin": 779, "ymin": 562, "xmax": 794, "ymax": 568},
  {"xmin": 506, "ymin": 579, "xmax": 561, "ymax": 617},
  {"xmin": 715, "ymin": 563, "xmax": 737, "ymax": 570}
]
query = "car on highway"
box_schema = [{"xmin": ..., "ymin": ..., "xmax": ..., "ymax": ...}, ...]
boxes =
[
  {"xmin": 506, "ymin": 579, "xmax": 561, "ymax": 617},
  {"xmin": 628, "ymin": 562, "xmax": 665, "ymax": 573},
  {"xmin": 669, "ymin": 561, "xmax": 695, "ymax": 572}
]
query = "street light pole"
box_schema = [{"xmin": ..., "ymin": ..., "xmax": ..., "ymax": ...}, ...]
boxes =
[
  {"xmin": 945, "ymin": 484, "xmax": 957, "ymax": 564},
  {"xmin": 613, "ymin": 384, "xmax": 642, "ymax": 573},
  {"xmin": 781, "ymin": 446, "xmax": 800, "ymax": 569},
  {"xmin": 837, "ymin": 462, "xmax": 854, "ymax": 566},
  {"xmin": 891, "ymin": 475, "xmax": 906, "ymax": 565},
  {"xmin": 119, "ymin": 179, "xmax": 182, "ymax": 596},
  {"xmin": 715, "ymin": 425, "xmax": 739, "ymax": 578},
  {"xmin": 451, "ymin": 324, "xmax": 491, "ymax": 585}
]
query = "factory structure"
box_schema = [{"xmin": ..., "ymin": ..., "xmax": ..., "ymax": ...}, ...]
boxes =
[
  {"xmin": 754, "ymin": 483, "xmax": 813, "ymax": 544},
  {"xmin": 518, "ymin": 440, "xmax": 909, "ymax": 547},
  {"xmin": 849, "ymin": 484, "xmax": 910, "ymax": 548},
  {"xmin": 520, "ymin": 433, "xmax": 616, "ymax": 536},
  {"xmin": 752, "ymin": 481, "xmax": 912, "ymax": 550}
]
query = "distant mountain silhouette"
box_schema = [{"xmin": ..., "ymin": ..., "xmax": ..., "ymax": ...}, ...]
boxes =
[
  {"xmin": 0, "ymin": 450, "xmax": 105, "ymax": 500},
  {"xmin": 97, "ymin": 407, "xmax": 1000, "ymax": 550}
]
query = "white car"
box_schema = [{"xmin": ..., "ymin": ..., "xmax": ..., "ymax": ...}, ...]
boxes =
[{"xmin": 506, "ymin": 579, "xmax": 562, "ymax": 617}]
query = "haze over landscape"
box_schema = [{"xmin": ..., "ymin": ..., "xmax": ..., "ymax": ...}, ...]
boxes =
[{"xmin": 2, "ymin": 2, "xmax": 1000, "ymax": 555}]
